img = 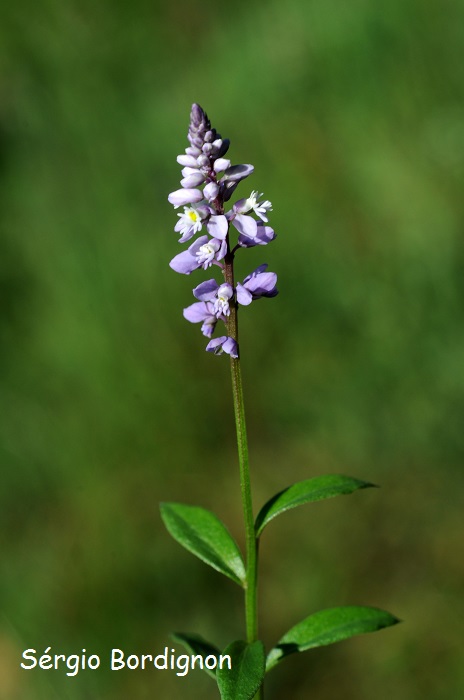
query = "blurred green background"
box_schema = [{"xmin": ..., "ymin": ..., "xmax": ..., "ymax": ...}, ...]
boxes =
[{"xmin": 1, "ymin": 1, "xmax": 463, "ymax": 698}]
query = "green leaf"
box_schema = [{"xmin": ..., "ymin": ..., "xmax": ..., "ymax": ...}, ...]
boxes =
[
  {"xmin": 160, "ymin": 502, "xmax": 246, "ymax": 586},
  {"xmin": 266, "ymin": 606, "xmax": 400, "ymax": 671},
  {"xmin": 217, "ymin": 640, "xmax": 265, "ymax": 700},
  {"xmin": 171, "ymin": 632, "xmax": 221, "ymax": 679},
  {"xmin": 255, "ymin": 474, "xmax": 376, "ymax": 535}
]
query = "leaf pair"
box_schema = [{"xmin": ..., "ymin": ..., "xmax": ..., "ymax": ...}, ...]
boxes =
[
  {"xmin": 174, "ymin": 606, "xmax": 399, "ymax": 699},
  {"xmin": 160, "ymin": 475, "xmax": 375, "ymax": 589},
  {"xmin": 160, "ymin": 476, "xmax": 399, "ymax": 699}
]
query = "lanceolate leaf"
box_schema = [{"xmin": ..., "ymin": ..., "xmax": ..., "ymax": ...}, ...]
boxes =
[
  {"xmin": 255, "ymin": 474, "xmax": 376, "ymax": 536},
  {"xmin": 217, "ymin": 640, "xmax": 265, "ymax": 700},
  {"xmin": 160, "ymin": 503, "xmax": 246, "ymax": 586},
  {"xmin": 171, "ymin": 632, "xmax": 221, "ymax": 679},
  {"xmin": 266, "ymin": 606, "xmax": 400, "ymax": 671}
]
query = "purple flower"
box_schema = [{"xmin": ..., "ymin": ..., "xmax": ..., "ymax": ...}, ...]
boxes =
[
  {"xmin": 183, "ymin": 301, "xmax": 222, "ymax": 338},
  {"xmin": 174, "ymin": 209, "xmax": 228, "ymax": 244},
  {"xmin": 233, "ymin": 191, "xmax": 273, "ymax": 222},
  {"xmin": 175, "ymin": 205, "xmax": 208, "ymax": 243},
  {"xmin": 236, "ymin": 264, "xmax": 278, "ymax": 306},
  {"xmin": 169, "ymin": 236, "xmax": 226, "ymax": 274},
  {"xmin": 206, "ymin": 336, "xmax": 238, "ymax": 358},
  {"xmin": 193, "ymin": 279, "xmax": 234, "ymax": 317},
  {"xmin": 196, "ymin": 237, "xmax": 227, "ymax": 268}
]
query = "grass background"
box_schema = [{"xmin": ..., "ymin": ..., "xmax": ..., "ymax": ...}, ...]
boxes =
[{"xmin": 1, "ymin": 1, "xmax": 463, "ymax": 698}]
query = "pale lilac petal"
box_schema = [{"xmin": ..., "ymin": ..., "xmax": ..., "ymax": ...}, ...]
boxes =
[
  {"xmin": 197, "ymin": 154, "xmax": 210, "ymax": 167},
  {"xmin": 232, "ymin": 214, "xmax": 258, "ymax": 239},
  {"xmin": 244, "ymin": 272, "xmax": 278, "ymax": 297},
  {"xmin": 186, "ymin": 146, "xmax": 202, "ymax": 156},
  {"xmin": 183, "ymin": 301, "xmax": 211, "ymax": 323},
  {"xmin": 178, "ymin": 228, "xmax": 197, "ymax": 244},
  {"xmin": 168, "ymin": 188, "xmax": 203, "ymax": 208},
  {"xmin": 181, "ymin": 172, "xmax": 205, "ymax": 188},
  {"xmin": 169, "ymin": 250, "xmax": 200, "ymax": 274},
  {"xmin": 222, "ymin": 337, "xmax": 238, "ymax": 358},
  {"xmin": 193, "ymin": 279, "xmax": 219, "ymax": 301},
  {"xmin": 177, "ymin": 154, "xmax": 198, "ymax": 167},
  {"xmin": 214, "ymin": 158, "xmax": 231, "ymax": 173},
  {"xmin": 236, "ymin": 283, "xmax": 253, "ymax": 306},
  {"xmin": 204, "ymin": 182, "xmax": 219, "ymax": 201},
  {"xmin": 206, "ymin": 215, "xmax": 228, "ymax": 240}
]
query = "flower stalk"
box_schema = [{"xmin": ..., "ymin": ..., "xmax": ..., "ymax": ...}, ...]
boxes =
[{"xmin": 224, "ymin": 249, "xmax": 259, "ymax": 646}]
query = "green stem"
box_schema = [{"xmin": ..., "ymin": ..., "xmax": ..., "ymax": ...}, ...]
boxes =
[{"xmin": 224, "ymin": 246, "xmax": 263, "ymax": 700}]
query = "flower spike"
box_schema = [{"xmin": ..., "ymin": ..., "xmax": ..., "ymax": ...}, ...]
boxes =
[{"xmin": 168, "ymin": 104, "xmax": 277, "ymax": 356}]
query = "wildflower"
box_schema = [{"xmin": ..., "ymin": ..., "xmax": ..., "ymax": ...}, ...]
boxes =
[
  {"xmin": 236, "ymin": 265, "xmax": 278, "ymax": 305},
  {"xmin": 183, "ymin": 301, "xmax": 222, "ymax": 338},
  {"xmin": 193, "ymin": 279, "xmax": 234, "ymax": 318},
  {"xmin": 233, "ymin": 191, "xmax": 273, "ymax": 222},
  {"xmin": 169, "ymin": 236, "xmax": 226, "ymax": 275},
  {"xmin": 175, "ymin": 206, "xmax": 206, "ymax": 243},
  {"xmin": 206, "ymin": 336, "xmax": 239, "ymax": 358}
]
